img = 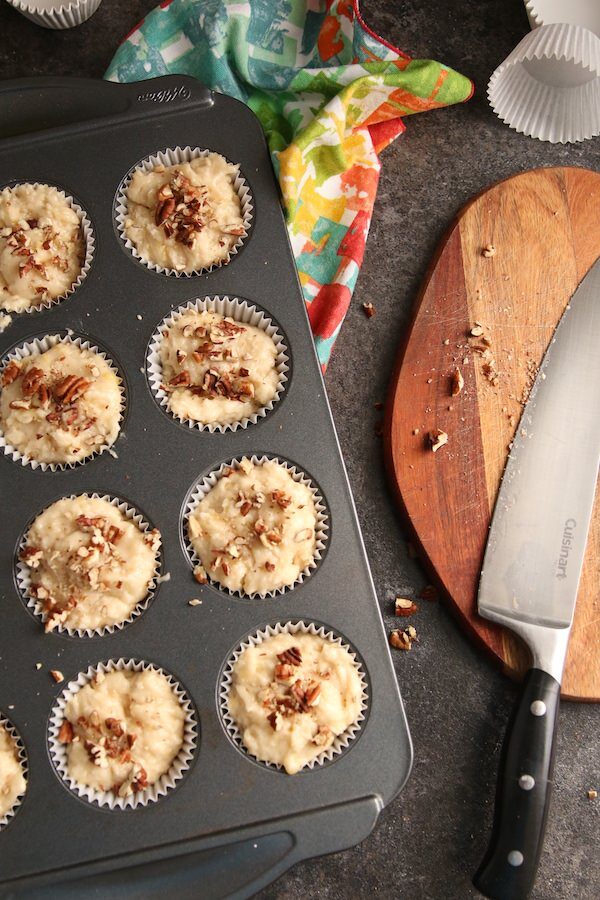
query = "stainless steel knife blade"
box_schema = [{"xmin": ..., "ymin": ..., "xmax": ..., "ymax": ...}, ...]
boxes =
[
  {"xmin": 474, "ymin": 255, "xmax": 600, "ymax": 900},
  {"xmin": 478, "ymin": 255, "xmax": 600, "ymax": 679}
]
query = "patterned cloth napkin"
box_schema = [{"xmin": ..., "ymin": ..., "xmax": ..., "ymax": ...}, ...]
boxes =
[{"xmin": 107, "ymin": 1, "xmax": 472, "ymax": 369}]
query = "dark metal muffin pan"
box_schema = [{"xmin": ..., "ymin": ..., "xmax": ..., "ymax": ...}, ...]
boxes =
[{"xmin": 0, "ymin": 75, "xmax": 412, "ymax": 898}]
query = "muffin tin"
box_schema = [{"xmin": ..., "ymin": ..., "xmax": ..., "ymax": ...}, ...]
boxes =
[{"xmin": 0, "ymin": 75, "xmax": 412, "ymax": 898}]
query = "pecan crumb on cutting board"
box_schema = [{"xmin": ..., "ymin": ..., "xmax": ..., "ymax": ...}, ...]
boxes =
[
  {"xmin": 428, "ymin": 429, "xmax": 448, "ymax": 452},
  {"xmin": 450, "ymin": 368, "xmax": 464, "ymax": 396}
]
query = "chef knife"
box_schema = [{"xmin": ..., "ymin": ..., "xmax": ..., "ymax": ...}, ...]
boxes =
[{"xmin": 473, "ymin": 256, "xmax": 600, "ymax": 900}]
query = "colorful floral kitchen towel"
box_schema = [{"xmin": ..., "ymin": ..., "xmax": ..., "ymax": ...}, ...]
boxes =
[{"xmin": 107, "ymin": 1, "xmax": 472, "ymax": 369}]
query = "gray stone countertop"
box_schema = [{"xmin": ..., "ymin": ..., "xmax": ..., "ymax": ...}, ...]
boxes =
[{"xmin": 0, "ymin": 0, "xmax": 598, "ymax": 897}]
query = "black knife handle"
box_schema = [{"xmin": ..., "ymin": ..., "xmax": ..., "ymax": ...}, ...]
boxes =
[{"xmin": 474, "ymin": 668, "xmax": 560, "ymax": 900}]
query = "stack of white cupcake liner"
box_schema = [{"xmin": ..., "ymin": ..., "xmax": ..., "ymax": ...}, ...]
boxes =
[{"xmin": 489, "ymin": 2, "xmax": 600, "ymax": 142}]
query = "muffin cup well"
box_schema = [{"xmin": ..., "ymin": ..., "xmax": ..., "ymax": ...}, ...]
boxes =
[
  {"xmin": 219, "ymin": 620, "xmax": 368, "ymax": 773},
  {"xmin": 115, "ymin": 146, "xmax": 253, "ymax": 276},
  {"xmin": 0, "ymin": 332, "xmax": 125, "ymax": 472},
  {"xmin": 0, "ymin": 715, "xmax": 27, "ymax": 830},
  {"xmin": 182, "ymin": 455, "xmax": 329, "ymax": 599},
  {"xmin": 146, "ymin": 295, "xmax": 289, "ymax": 433},
  {"xmin": 15, "ymin": 493, "xmax": 162, "ymax": 638},
  {"xmin": 0, "ymin": 182, "xmax": 94, "ymax": 315},
  {"xmin": 48, "ymin": 659, "xmax": 197, "ymax": 811}
]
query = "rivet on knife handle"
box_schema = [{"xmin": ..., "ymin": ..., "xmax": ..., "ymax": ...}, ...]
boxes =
[{"xmin": 473, "ymin": 668, "xmax": 560, "ymax": 900}]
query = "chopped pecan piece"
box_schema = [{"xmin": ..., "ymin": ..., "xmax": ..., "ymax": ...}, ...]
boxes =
[
  {"xmin": 362, "ymin": 302, "xmax": 375, "ymax": 318},
  {"xmin": 277, "ymin": 646, "xmax": 302, "ymax": 667},
  {"xmin": 395, "ymin": 597, "xmax": 418, "ymax": 616},
  {"xmin": 58, "ymin": 720, "xmax": 74, "ymax": 744},
  {"xmin": 21, "ymin": 366, "xmax": 45, "ymax": 397},
  {"xmin": 271, "ymin": 490, "xmax": 292, "ymax": 509},
  {"xmin": 169, "ymin": 370, "xmax": 191, "ymax": 388},
  {"xmin": 450, "ymin": 368, "xmax": 464, "ymax": 397},
  {"xmin": 53, "ymin": 375, "xmax": 91, "ymax": 404},
  {"xmin": 193, "ymin": 564, "xmax": 208, "ymax": 584},
  {"xmin": 275, "ymin": 663, "xmax": 296, "ymax": 681},
  {"xmin": 155, "ymin": 197, "xmax": 176, "ymax": 226},
  {"xmin": 1, "ymin": 360, "xmax": 21, "ymax": 386},
  {"xmin": 428, "ymin": 429, "xmax": 448, "ymax": 453}
]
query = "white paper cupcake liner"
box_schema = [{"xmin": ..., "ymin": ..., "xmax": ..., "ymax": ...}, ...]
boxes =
[
  {"xmin": 220, "ymin": 620, "xmax": 369, "ymax": 773},
  {"xmin": 48, "ymin": 659, "xmax": 197, "ymax": 811},
  {"xmin": 0, "ymin": 182, "xmax": 94, "ymax": 315},
  {"xmin": 147, "ymin": 296, "xmax": 289, "ymax": 433},
  {"xmin": 525, "ymin": 0, "xmax": 600, "ymax": 35},
  {"xmin": 115, "ymin": 147, "xmax": 253, "ymax": 277},
  {"xmin": 488, "ymin": 22, "xmax": 600, "ymax": 143},
  {"xmin": 183, "ymin": 455, "xmax": 329, "ymax": 600},
  {"xmin": 0, "ymin": 332, "xmax": 125, "ymax": 472},
  {"xmin": 5, "ymin": 0, "xmax": 102, "ymax": 29},
  {"xmin": 0, "ymin": 715, "xmax": 27, "ymax": 830},
  {"xmin": 15, "ymin": 493, "xmax": 162, "ymax": 638}
]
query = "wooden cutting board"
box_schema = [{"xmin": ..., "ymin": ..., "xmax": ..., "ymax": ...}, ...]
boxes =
[{"xmin": 384, "ymin": 166, "xmax": 600, "ymax": 702}]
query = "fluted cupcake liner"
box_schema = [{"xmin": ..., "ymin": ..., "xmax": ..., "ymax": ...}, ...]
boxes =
[
  {"xmin": 146, "ymin": 295, "xmax": 289, "ymax": 433},
  {"xmin": 220, "ymin": 620, "xmax": 368, "ymax": 773},
  {"xmin": 48, "ymin": 659, "xmax": 197, "ymax": 811},
  {"xmin": 0, "ymin": 715, "xmax": 27, "ymax": 830},
  {"xmin": 182, "ymin": 455, "xmax": 329, "ymax": 600},
  {"xmin": 525, "ymin": 0, "xmax": 600, "ymax": 35},
  {"xmin": 16, "ymin": 493, "xmax": 162, "ymax": 638},
  {"xmin": 115, "ymin": 146, "xmax": 253, "ymax": 276},
  {"xmin": 0, "ymin": 182, "xmax": 95, "ymax": 315},
  {"xmin": 5, "ymin": 0, "xmax": 102, "ymax": 29},
  {"xmin": 488, "ymin": 22, "xmax": 600, "ymax": 142},
  {"xmin": 0, "ymin": 332, "xmax": 125, "ymax": 471}
]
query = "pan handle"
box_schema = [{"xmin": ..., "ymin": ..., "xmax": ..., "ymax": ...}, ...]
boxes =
[
  {"xmin": 0, "ymin": 76, "xmax": 212, "ymax": 140},
  {"xmin": 14, "ymin": 795, "xmax": 383, "ymax": 899},
  {"xmin": 473, "ymin": 667, "xmax": 560, "ymax": 900}
]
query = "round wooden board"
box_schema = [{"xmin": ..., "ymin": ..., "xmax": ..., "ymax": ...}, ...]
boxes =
[{"xmin": 385, "ymin": 166, "xmax": 600, "ymax": 702}]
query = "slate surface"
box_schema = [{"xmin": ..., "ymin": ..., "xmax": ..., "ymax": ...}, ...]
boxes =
[{"xmin": 0, "ymin": 1, "xmax": 597, "ymax": 897}]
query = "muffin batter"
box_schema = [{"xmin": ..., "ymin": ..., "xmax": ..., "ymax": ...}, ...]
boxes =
[
  {"xmin": 58, "ymin": 669, "xmax": 185, "ymax": 799},
  {"xmin": 0, "ymin": 722, "xmax": 26, "ymax": 818},
  {"xmin": 0, "ymin": 183, "xmax": 84, "ymax": 313},
  {"xmin": 160, "ymin": 310, "xmax": 279, "ymax": 426},
  {"xmin": 188, "ymin": 458, "xmax": 318, "ymax": 595},
  {"xmin": 20, "ymin": 495, "xmax": 161, "ymax": 633},
  {"xmin": 0, "ymin": 341, "xmax": 122, "ymax": 465},
  {"xmin": 227, "ymin": 631, "xmax": 363, "ymax": 774},
  {"xmin": 125, "ymin": 155, "xmax": 244, "ymax": 272}
]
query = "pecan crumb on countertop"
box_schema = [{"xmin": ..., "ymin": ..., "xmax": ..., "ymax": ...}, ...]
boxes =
[
  {"xmin": 587, "ymin": 789, "xmax": 597, "ymax": 800},
  {"xmin": 362, "ymin": 301, "xmax": 375, "ymax": 318},
  {"xmin": 395, "ymin": 597, "xmax": 418, "ymax": 617},
  {"xmin": 389, "ymin": 625, "xmax": 418, "ymax": 651},
  {"xmin": 50, "ymin": 669, "xmax": 64, "ymax": 683}
]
